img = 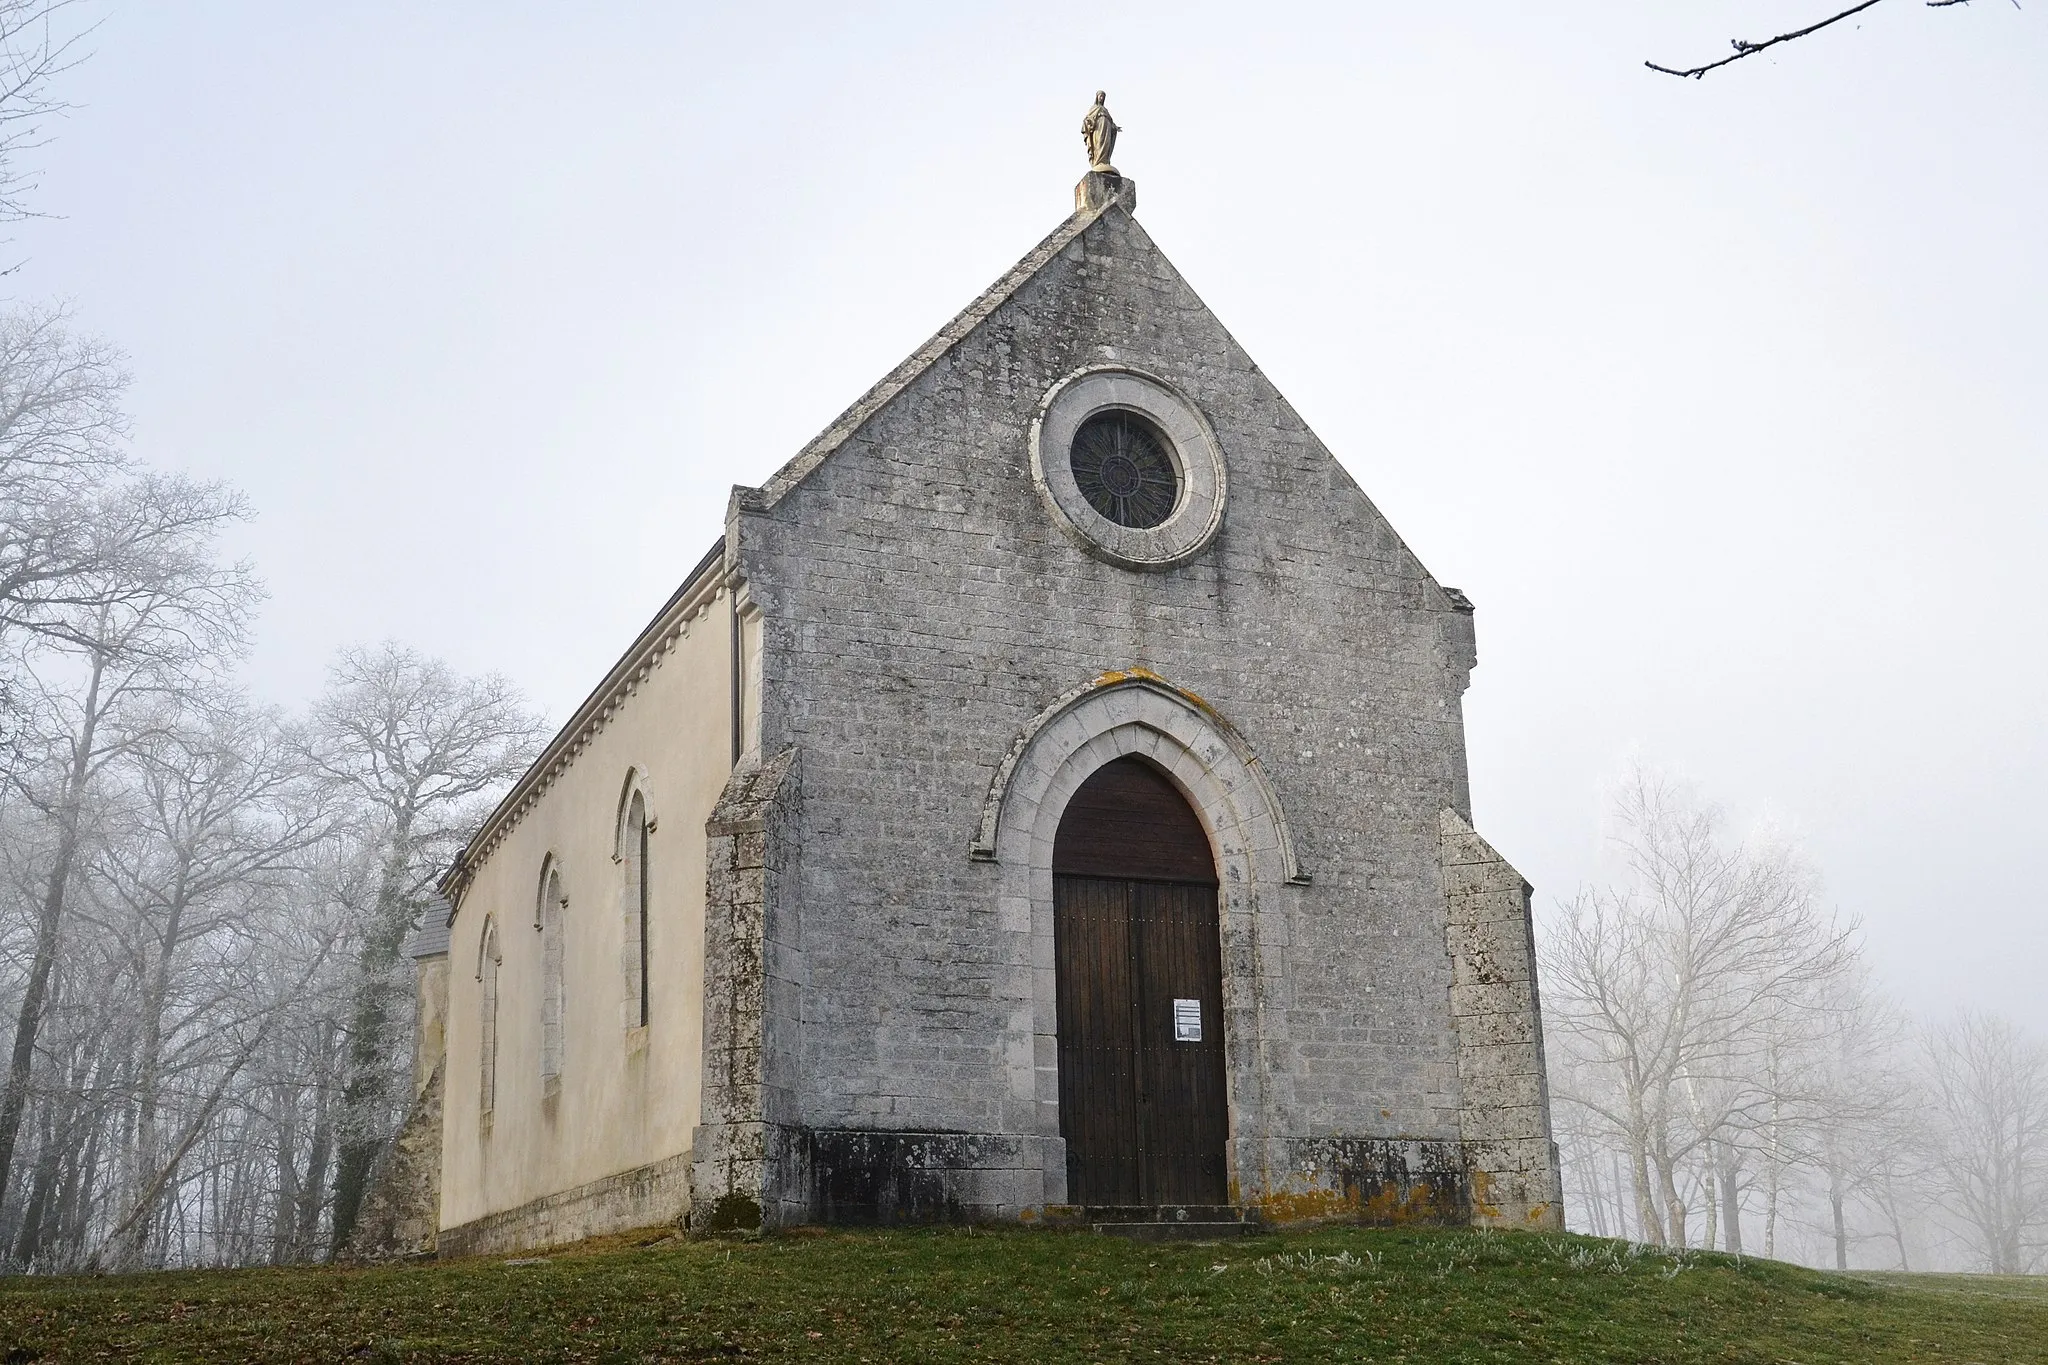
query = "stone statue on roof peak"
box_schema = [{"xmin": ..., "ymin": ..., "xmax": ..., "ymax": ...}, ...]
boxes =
[{"xmin": 1081, "ymin": 91, "xmax": 1120, "ymax": 173}]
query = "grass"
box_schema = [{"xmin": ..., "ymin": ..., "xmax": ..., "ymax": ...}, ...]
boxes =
[{"xmin": 0, "ymin": 1224, "xmax": 2043, "ymax": 1363}]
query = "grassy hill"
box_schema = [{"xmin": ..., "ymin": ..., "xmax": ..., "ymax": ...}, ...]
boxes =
[{"xmin": 0, "ymin": 1224, "xmax": 2042, "ymax": 1363}]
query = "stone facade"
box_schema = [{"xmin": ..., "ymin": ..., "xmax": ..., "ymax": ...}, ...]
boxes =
[
  {"xmin": 344, "ymin": 913, "xmax": 453, "ymax": 1261},
  {"xmin": 342, "ymin": 1060, "xmax": 445, "ymax": 1261},
  {"xmin": 1442, "ymin": 811, "xmax": 1563, "ymax": 1228},
  {"xmin": 423, "ymin": 170, "xmax": 1563, "ymax": 1248},
  {"xmin": 439, "ymin": 1150, "xmax": 693, "ymax": 1258}
]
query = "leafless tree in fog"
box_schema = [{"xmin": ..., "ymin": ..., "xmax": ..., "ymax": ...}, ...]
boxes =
[
  {"xmin": 1541, "ymin": 764, "xmax": 1858, "ymax": 1248},
  {"xmin": 0, "ymin": 18, "xmax": 555, "ymax": 1270},
  {"xmin": 78, "ymin": 700, "xmax": 330, "ymax": 1269},
  {"xmin": 0, "ymin": 0, "xmax": 92, "ymax": 230},
  {"xmin": 1541, "ymin": 763, "xmax": 2048, "ymax": 1273},
  {"xmin": 0, "ymin": 306, "xmax": 130, "ymax": 658},
  {"xmin": 1918, "ymin": 1012, "xmax": 2048, "ymax": 1274},
  {"xmin": 0, "ymin": 476, "xmax": 257, "ymax": 1221},
  {"xmin": 1801, "ymin": 969, "xmax": 1909, "ymax": 1269},
  {"xmin": 306, "ymin": 644, "xmax": 546, "ymax": 1254}
]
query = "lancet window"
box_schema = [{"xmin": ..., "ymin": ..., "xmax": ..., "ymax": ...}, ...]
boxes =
[
  {"xmin": 538, "ymin": 862, "xmax": 566, "ymax": 1093},
  {"xmin": 478, "ymin": 917, "xmax": 501, "ymax": 1121}
]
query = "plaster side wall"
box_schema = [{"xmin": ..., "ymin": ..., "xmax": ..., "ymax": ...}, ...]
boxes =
[
  {"xmin": 440, "ymin": 587, "xmax": 734, "ymax": 1232},
  {"xmin": 735, "ymin": 206, "xmax": 1480, "ymax": 1203}
]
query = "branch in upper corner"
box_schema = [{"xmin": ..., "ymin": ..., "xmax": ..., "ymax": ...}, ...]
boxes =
[{"xmin": 1645, "ymin": 0, "xmax": 1892, "ymax": 78}]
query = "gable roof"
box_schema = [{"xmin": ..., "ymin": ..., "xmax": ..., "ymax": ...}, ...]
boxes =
[
  {"xmin": 735, "ymin": 181, "xmax": 1466, "ymax": 622},
  {"xmin": 446, "ymin": 177, "xmax": 1471, "ymax": 916}
]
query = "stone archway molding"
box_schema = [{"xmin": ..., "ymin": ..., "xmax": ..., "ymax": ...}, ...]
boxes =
[
  {"xmin": 970, "ymin": 668, "xmax": 1307, "ymax": 885},
  {"xmin": 976, "ymin": 668, "xmax": 1307, "ymax": 1205}
]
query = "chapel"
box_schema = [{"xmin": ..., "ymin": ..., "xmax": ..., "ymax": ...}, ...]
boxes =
[{"xmin": 365, "ymin": 99, "xmax": 1564, "ymax": 1256}]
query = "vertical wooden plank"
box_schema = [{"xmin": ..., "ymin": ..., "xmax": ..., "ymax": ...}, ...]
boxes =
[
  {"xmin": 1131, "ymin": 881, "xmax": 1228, "ymax": 1204},
  {"xmin": 1056, "ymin": 874, "xmax": 1141, "ymax": 1205}
]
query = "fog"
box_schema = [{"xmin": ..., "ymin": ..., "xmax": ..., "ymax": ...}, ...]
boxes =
[{"xmin": 19, "ymin": 2, "xmax": 2042, "ymax": 1039}]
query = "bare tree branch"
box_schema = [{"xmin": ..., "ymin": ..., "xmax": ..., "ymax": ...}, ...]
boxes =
[{"xmin": 1646, "ymin": 0, "xmax": 1985, "ymax": 79}]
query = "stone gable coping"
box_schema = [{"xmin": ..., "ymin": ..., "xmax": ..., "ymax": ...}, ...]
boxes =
[
  {"xmin": 745, "ymin": 190, "xmax": 1136, "ymax": 515},
  {"xmin": 441, "ymin": 537, "xmax": 729, "ymax": 918},
  {"xmin": 734, "ymin": 190, "xmax": 1474, "ymax": 635}
]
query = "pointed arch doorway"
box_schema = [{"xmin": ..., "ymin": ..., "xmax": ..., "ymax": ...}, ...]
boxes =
[{"xmin": 1054, "ymin": 756, "xmax": 1229, "ymax": 1206}]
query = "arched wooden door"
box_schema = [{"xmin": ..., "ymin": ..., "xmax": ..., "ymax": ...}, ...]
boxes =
[{"xmin": 1054, "ymin": 757, "xmax": 1228, "ymax": 1206}]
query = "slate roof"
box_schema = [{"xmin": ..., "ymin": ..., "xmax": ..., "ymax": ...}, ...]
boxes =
[{"xmin": 407, "ymin": 896, "xmax": 453, "ymax": 959}]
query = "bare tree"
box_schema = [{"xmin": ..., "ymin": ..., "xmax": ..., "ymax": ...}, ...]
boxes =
[
  {"xmin": 307, "ymin": 644, "xmax": 545, "ymax": 1253},
  {"xmin": 1648, "ymin": 0, "xmax": 1992, "ymax": 80},
  {"xmin": 1802, "ymin": 970, "xmax": 1907, "ymax": 1269},
  {"xmin": 0, "ymin": 478, "xmax": 257, "ymax": 1214},
  {"xmin": 0, "ymin": 0, "xmax": 93, "ymax": 231},
  {"xmin": 1541, "ymin": 764, "xmax": 1859, "ymax": 1248},
  {"xmin": 0, "ymin": 306, "xmax": 131, "ymax": 660},
  {"xmin": 1918, "ymin": 1011, "xmax": 2048, "ymax": 1274},
  {"xmin": 88, "ymin": 900, "xmax": 342, "ymax": 1272},
  {"xmin": 79, "ymin": 698, "xmax": 328, "ymax": 1268}
]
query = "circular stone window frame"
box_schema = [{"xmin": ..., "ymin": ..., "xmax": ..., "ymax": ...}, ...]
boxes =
[{"xmin": 1029, "ymin": 366, "xmax": 1227, "ymax": 571}]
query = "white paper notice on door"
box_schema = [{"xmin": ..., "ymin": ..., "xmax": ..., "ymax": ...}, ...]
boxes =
[{"xmin": 1173, "ymin": 998, "xmax": 1202, "ymax": 1042}]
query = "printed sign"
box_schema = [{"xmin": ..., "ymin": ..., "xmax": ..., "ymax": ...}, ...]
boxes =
[{"xmin": 1173, "ymin": 998, "xmax": 1202, "ymax": 1042}]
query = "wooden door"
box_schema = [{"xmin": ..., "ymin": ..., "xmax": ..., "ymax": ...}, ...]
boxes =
[{"xmin": 1054, "ymin": 758, "xmax": 1228, "ymax": 1206}]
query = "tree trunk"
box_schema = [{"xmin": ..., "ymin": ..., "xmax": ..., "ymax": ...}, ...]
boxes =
[
  {"xmin": 1582, "ymin": 1149, "xmax": 1609, "ymax": 1237},
  {"xmin": 1653, "ymin": 1140, "xmax": 1688, "ymax": 1248},
  {"xmin": 1830, "ymin": 1164, "xmax": 1848, "ymax": 1271},
  {"xmin": 1629, "ymin": 1136, "xmax": 1663, "ymax": 1245},
  {"xmin": 1717, "ymin": 1142, "xmax": 1744, "ymax": 1254},
  {"xmin": 11, "ymin": 1103, "xmax": 60, "ymax": 1267},
  {"xmin": 329, "ymin": 830, "xmax": 415, "ymax": 1253},
  {"xmin": 121, "ymin": 864, "xmax": 188, "ymax": 1270},
  {"xmin": 271, "ymin": 1076, "xmax": 300, "ymax": 1265},
  {"xmin": 1880, "ymin": 1173, "xmax": 1910, "ymax": 1271},
  {"xmin": 1765, "ymin": 1165, "xmax": 1779, "ymax": 1259},
  {"xmin": 0, "ymin": 658, "xmax": 102, "ymax": 1209},
  {"xmin": 52, "ymin": 1112, "xmax": 100, "ymax": 1271},
  {"xmin": 94, "ymin": 981, "xmax": 314, "ymax": 1270},
  {"xmin": 294, "ymin": 1019, "xmax": 338, "ymax": 1258},
  {"xmin": 1763, "ymin": 1093, "xmax": 1783, "ymax": 1259}
]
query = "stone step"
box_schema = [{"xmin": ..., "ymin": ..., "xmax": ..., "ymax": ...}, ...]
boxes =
[
  {"xmin": 1079, "ymin": 1205, "xmax": 1267, "ymax": 1241},
  {"xmin": 1078, "ymin": 1205, "xmax": 1250, "ymax": 1224},
  {"xmin": 1092, "ymin": 1219, "xmax": 1265, "ymax": 1242}
]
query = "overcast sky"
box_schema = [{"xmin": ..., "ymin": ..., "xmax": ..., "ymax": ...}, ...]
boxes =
[{"xmin": 16, "ymin": 2, "xmax": 2043, "ymax": 1034}]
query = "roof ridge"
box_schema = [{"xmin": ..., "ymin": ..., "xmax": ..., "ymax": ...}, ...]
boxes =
[{"xmin": 747, "ymin": 196, "xmax": 1129, "ymax": 512}]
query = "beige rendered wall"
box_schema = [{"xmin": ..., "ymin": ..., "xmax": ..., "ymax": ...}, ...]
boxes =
[
  {"xmin": 413, "ymin": 955, "xmax": 450, "ymax": 1095},
  {"xmin": 439, "ymin": 576, "xmax": 736, "ymax": 1233}
]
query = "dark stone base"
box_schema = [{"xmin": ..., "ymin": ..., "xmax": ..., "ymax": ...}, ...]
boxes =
[
  {"xmin": 1254, "ymin": 1138, "xmax": 1473, "ymax": 1226},
  {"xmin": 807, "ymin": 1129, "xmax": 1038, "ymax": 1224},
  {"xmin": 694, "ymin": 1127, "xmax": 1482, "ymax": 1231}
]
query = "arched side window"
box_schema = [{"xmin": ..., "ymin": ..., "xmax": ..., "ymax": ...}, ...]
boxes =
[
  {"xmin": 477, "ymin": 917, "xmax": 501, "ymax": 1123},
  {"xmin": 537, "ymin": 861, "xmax": 566, "ymax": 1095},
  {"xmin": 623, "ymin": 790, "xmax": 651, "ymax": 1030},
  {"xmin": 615, "ymin": 770, "xmax": 658, "ymax": 1036}
]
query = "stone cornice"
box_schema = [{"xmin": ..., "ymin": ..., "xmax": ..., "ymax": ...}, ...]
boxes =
[{"xmin": 442, "ymin": 538, "xmax": 729, "ymax": 919}]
